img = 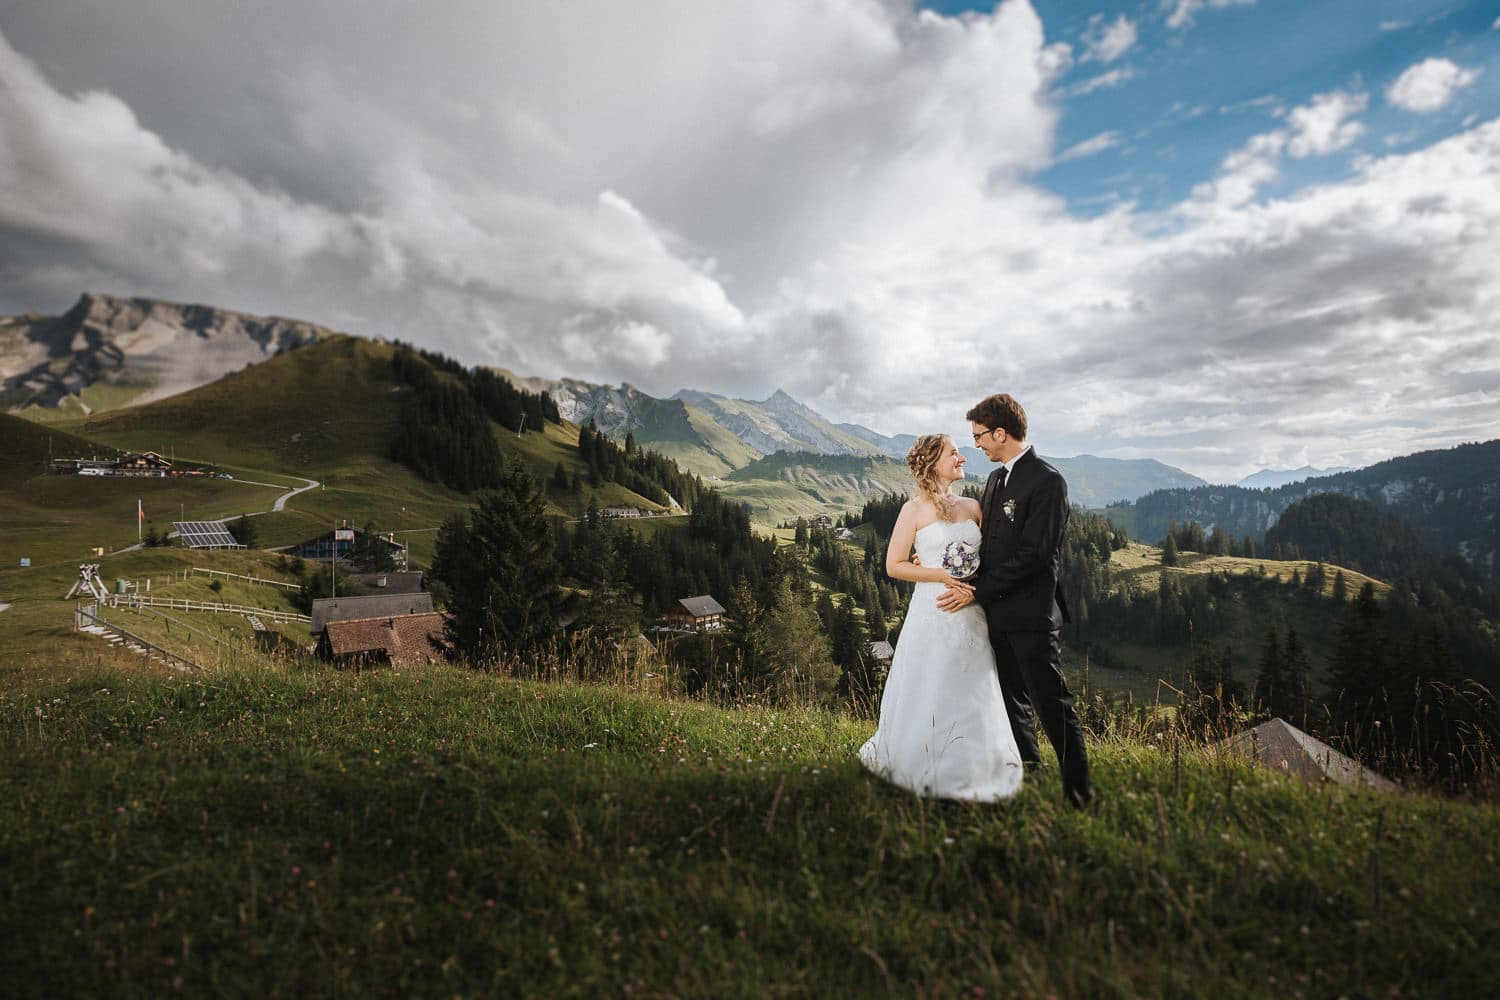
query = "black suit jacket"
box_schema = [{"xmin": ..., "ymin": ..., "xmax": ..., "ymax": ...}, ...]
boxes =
[{"xmin": 973, "ymin": 448, "xmax": 1071, "ymax": 631}]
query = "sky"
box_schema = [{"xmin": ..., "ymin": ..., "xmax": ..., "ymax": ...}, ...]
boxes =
[{"xmin": 1, "ymin": 1, "xmax": 1497, "ymax": 483}]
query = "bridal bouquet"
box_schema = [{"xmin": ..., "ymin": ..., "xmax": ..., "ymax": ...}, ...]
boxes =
[{"xmin": 940, "ymin": 539, "xmax": 980, "ymax": 580}]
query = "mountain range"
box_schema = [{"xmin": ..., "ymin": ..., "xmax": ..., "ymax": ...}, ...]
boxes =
[
  {"xmin": 1236, "ymin": 465, "xmax": 1355, "ymax": 490},
  {"xmin": 1124, "ymin": 441, "xmax": 1500, "ymax": 586},
  {"xmin": 0, "ymin": 293, "xmax": 330, "ymax": 415},
  {"xmin": 511, "ymin": 372, "xmax": 1209, "ymax": 506},
  {"xmin": 0, "ymin": 293, "xmax": 1343, "ymax": 514}
]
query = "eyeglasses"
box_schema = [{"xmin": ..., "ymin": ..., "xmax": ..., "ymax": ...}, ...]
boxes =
[{"xmin": 972, "ymin": 427, "xmax": 998, "ymax": 444}]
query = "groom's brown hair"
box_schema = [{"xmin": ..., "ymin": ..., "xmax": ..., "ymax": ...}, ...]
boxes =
[{"xmin": 966, "ymin": 393, "xmax": 1027, "ymax": 441}]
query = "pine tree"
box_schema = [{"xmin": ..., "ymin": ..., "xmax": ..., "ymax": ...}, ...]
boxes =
[
  {"xmin": 1208, "ymin": 527, "xmax": 1231, "ymax": 556},
  {"xmin": 762, "ymin": 582, "xmax": 838, "ymax": 704},
  {"xmin": 431, "ymin": 465, "xmax": 564, "ymax": 660},
  {"xmin": 1325, "ymin": 582, "xmax": 1389, "ymax": 752},
  {"xmin": 1253, "ymin": 625, "xmax": 1281, "ymax": 718},
  {"xmin": 1161, "ymin": 533, "xmax": 1179, "ymax": 567},
  {"xmin": 725, "ymin": 579, "xmax": 770, "ymax": 689},
  {"xmin": 1283, "ymin": 625, "xmax": 1312, "ymax": 729}
]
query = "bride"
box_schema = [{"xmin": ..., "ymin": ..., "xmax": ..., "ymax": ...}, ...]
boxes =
[{"xmin": 858, "ymin": 434, "xmax": 1024, "ymax": 801}]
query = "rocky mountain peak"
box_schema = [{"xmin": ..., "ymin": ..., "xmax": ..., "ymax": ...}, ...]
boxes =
[{"xmin": 2, "ymin": 292, "xmax": 328, "ymax": 412}]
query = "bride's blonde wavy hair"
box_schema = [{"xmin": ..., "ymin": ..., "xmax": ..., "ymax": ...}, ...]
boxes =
[{"xmin": 906, "ymin": 433, "xmax": 958, "ymax": 521}]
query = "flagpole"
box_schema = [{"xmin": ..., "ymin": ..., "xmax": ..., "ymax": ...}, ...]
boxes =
[{"xmin": 137, "ymin": 499, "xmax": 143, "ymax": 543}]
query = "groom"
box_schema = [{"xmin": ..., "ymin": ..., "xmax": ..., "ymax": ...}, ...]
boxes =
[{"xmin": 937, "ymin": 393, "xmax": 1095, "ymax": 808}]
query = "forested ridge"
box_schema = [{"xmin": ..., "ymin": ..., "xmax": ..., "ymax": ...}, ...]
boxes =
[
  {"xmin": 387, "ymin": 343, "xmax": 561, "ymax": 492},
  {"xmin": 1128, "ymin": 439, "xmax": 1500, "ymax": 586}
]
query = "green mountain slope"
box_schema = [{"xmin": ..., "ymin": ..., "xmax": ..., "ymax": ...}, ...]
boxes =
[
  {"xmin": 7, "ymin": 337, "xmax": 664, "ymax": 571},
  {"xmin": 719, "ymin": 452, "xmax": 931, "ymax": 524}
]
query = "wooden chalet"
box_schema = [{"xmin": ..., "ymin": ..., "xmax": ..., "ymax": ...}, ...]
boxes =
[
  {"xmin": 665, "ymin": 595, "xmax": 726, "ymax": 632},
  {"xmin": 316, "ymin": 611, "xmax": 451, "ymax": 667},
  {"xmin": 600, "ymin": 507, "xmax": 643, "ymax": 519},
  {"xmin": 114, "ymin": 451, "xmax": 173, "ymax": 476},
  {"xmin": 290, "ymin": 527, "xmax": 408, "ymax": 570}
]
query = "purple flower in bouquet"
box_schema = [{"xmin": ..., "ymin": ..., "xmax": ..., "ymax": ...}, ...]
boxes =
[{"xmin": 940, "ymin": 538, "xmax": 980, "ymax": 580}]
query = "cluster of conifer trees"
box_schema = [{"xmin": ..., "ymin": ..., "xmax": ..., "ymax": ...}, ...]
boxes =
[
  {"xmin": 388, "ymin": 344, "xmax": 559, "ymax": 492},
  {"xmin": 1264, "ymin": 493, "xmax": 1495, "ymax": 615},
  {"xmin": 1158, "ymin": 520, "xmax": 1282, "ymax": 563},
  {"xmin": 568, "ymin": 423, "xmax": 704, "ymax": 510}
]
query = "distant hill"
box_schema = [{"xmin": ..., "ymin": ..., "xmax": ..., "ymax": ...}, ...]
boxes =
[
  {"xmin": 0, "ymin": 412, "xmax": 118, "ymax": 476},
  {"xmin": 1049, "ymin": 454, "xmax": 1207, "ymax": 508},
  {"xmin": 1238, "ymin": 465, "xmax": 1354, "ymax": 489},
  {"xmin": 717, "ymin": 452, "xmax": 922, "ymax": 525},
  {"xmin": 1123, "ymin": 440, "xmax": 1500, "ymax": 585},
  {"xmin": 1, "ymin": 293, "xmax": 331, "ymax": 415},
  {"xmin": 1265, "ymin": 493, "xmax": 1495, "ymax": 613}
]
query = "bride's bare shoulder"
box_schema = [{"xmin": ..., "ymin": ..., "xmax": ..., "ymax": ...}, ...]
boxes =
[
  {"xmin": 899, "ymin": 496, "xmax": 940, "ymax": 533},
  {"xmin": 957, "ymin": 495, "xmax": 983, "ymax": 522}
]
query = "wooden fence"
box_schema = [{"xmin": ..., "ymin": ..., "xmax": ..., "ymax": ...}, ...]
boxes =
[
  {"xmin": 192, "ymin": 567, "xmax": 303, "ymax": 591},
  {"xmin": 108, "ymin": 594, "xmax": 311, "ymax": 624},
  {"xmin": 74, "ymin": 603, "xmax": 201, "ymax": 672}
]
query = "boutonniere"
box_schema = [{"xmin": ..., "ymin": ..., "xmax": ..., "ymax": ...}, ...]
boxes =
[{"xmin": 1002, "ymin": 499, "xmax": 1017, "ymax": 522}]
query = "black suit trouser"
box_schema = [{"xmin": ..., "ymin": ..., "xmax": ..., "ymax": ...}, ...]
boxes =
[{"xmin": 990, "ymin": 626, "xmax": 1092, "ymax": 797}]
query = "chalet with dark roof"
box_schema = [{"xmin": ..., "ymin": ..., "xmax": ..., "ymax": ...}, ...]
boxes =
[{"xmin": 665, "ymin": 595, "xmax": 726, "ymax": 632}]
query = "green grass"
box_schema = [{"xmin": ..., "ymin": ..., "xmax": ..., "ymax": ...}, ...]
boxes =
[
  {"xmin": 0, "ymin": 547, "xmax": 314, "ymax": 677},
  {"xmin": 19, "ymin": 378, "xmax": 156, "ymax": 421},
  {"xmin": 2, "ymin": 660, "xmax": 1495, "ymax": 997}
]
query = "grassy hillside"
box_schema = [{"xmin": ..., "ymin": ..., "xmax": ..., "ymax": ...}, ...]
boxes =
[
  {"xmin": 720, "ymin": 453, "xmax": 923, "ymax": 525},
  {"xmin": 2, "ymin": 661, "xmax": 1494, "ymax": 997},
  {"xmin": 636, "ymin": 399, "xmax": 764, "ymax": 479},
  {"xmin": 6, "ymin": 337, "xmax": 666, "ymax": 569}
]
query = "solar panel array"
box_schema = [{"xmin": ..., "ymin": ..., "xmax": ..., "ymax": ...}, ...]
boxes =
[{"xmin": 174, "ymin": 521, "xmax": 243, "ymax": 549}]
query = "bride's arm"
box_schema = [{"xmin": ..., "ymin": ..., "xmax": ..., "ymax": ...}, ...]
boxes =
[{"xmin": 885, "ymin": 503, "xmax": 961, "ymax": 585}]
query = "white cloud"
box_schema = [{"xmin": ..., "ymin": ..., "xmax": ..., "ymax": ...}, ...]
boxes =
[
  {"xmin": 1, "ymin": 2, "xmax": 1498, "ymax": 482},
  {"xmin": 1082, "ymin": 14, "xmax": 1137, "ymax": 63},
  {"xmin": 1057, "ymin": 131, "xmax": 1123, "ymax": 162},
  {"xmin": 1062, "ymin": 67, "xmax": 1137, "ymax": 97},
  {"xmin": 1165, "ymin": 0, "xmax": 1256, "ymax": 31},
  {"xmin": 1386, "ymin": 58, "xmax": 1481, "ymax": 113},
  {"xmin": 1187, "ymin": 89, "xmax": 1364, "ymax": 208},
  {"xmin": 1285, "ymin": 90, "xmax": 1368, "ymax": 157}
]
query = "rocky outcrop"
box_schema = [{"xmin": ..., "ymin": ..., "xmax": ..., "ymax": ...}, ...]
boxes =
[{"xmin": 0, "ymin": 292, "xmax": 327, "ymax": 411}]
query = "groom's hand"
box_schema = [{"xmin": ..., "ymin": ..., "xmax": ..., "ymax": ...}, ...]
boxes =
[{"xmin": 936, "ymin": 583, "xmax": 974, "ymax": 613}]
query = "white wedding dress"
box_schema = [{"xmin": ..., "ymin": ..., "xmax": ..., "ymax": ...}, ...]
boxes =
[{"xmin": 858, "ymin": 519, "xmax": 1024, "ymax": 801}]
